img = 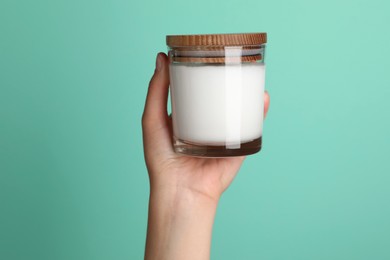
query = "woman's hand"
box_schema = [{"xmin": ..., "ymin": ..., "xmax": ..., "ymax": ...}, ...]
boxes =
[{"xmin": 143, "ymin": 53, "xmax": 270, "ymax": 260}]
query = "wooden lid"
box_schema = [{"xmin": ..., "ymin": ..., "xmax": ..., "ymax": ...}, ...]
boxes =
[
  {"xmin": 166, "ymin": 33, "xmax": 267, "ymax": 47},
  {"xmin": 172, "ymin": 54, "xmax": 262, "ymax": 63}
]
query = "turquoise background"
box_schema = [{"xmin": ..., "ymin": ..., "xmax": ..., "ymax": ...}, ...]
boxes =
[{"xmin": 1, "ymin": 0, "xmax": 390, "ymax": 259}]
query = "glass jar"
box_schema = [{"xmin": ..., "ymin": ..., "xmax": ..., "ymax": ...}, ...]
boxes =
[{"xmin": 167, "ymin": 33, "xmax": 267, "ymax": 157}]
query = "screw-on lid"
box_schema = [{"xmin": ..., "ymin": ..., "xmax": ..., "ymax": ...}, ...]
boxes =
[{"xmin": 166, "ymin": 33, "xmax": 267, "ymax": 47}]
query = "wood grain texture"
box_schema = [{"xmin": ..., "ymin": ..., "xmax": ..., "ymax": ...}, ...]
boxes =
[
  {"xmin": 171, "ymin": 54, "xmax": 262, "ymax": 64},
  {"xmin": 167, "ymin": 33, "xmax": 267, "ymax": 47}
]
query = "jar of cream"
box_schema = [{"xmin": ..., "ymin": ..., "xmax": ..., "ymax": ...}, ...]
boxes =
[{"xmin": 167, "ymin": 33, "xmax": 267, "ymax": 157}]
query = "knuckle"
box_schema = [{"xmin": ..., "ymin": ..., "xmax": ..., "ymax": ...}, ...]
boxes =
[{"xmin": 141, "ymin": 113, "xmax": 149, "ymax": 128}]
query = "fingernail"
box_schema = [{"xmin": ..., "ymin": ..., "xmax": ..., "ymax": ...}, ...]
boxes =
[{"xmin": 156, "ymin": 53, "xmax": 163, "ymax": 72}]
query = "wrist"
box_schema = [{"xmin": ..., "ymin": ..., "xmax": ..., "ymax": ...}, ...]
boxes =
[
  {"xmin": 149, "ymin": 184, "xmax": 219, "ymax": 212},
  {"xmin": 148, "ymin": 169, "xmax": 225, "ymax": 204},
  {"xmin": 145, "ymin": 185, "xmax": 219, "ymax": 260}
]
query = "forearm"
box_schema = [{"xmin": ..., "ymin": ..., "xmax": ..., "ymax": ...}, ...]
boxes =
[{"xmin": 144, "ymin": 186, "xmax": 218, "ymax": 260}]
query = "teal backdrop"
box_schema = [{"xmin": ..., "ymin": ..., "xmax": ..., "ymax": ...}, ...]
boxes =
[{"xmin": 1, "ymin": 0, "xmax": 390, "ymax": 259}]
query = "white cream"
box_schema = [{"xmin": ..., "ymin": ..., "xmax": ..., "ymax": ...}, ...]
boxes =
[{"xmin": 170, "ymin": 63, "xmax": 265, "ymax": 147}]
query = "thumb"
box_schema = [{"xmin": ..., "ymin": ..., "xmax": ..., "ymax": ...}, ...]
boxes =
[
  {"xmin": 142, "ymin": 53, "xmax": 170, "ymax": 130},
  {"xmin": 142, "ymin": 53, "xmax": 174, "ymax": 157}
]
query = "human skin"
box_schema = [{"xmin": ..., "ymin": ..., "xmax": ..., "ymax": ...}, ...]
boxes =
[{"xmin": 142, "ymin": 53, "xmax": 270, "ymax": 260}]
